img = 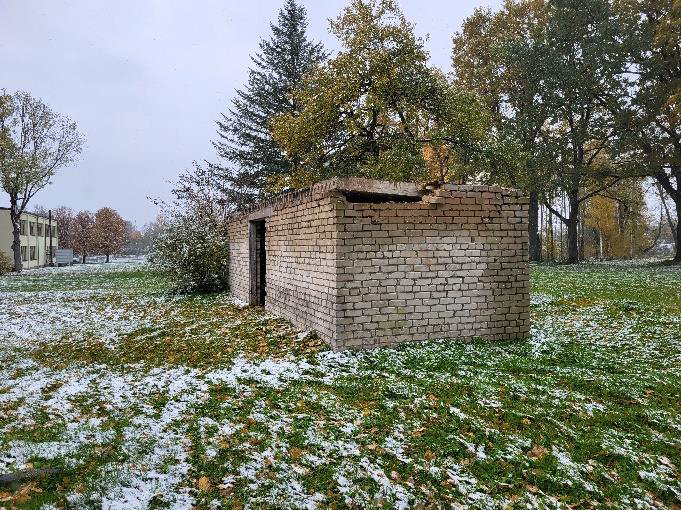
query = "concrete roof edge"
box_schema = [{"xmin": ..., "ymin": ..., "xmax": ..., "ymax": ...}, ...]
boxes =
[
  {"xmin": 227, "ymin": 177, "xmax": 427, "ymax": 221},
  {"xmin": 316, "ymin": 177, "xmax": 423, "ymax": 197}
]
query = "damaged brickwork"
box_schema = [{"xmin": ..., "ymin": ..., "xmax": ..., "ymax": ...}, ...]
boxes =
[{"xmin": 226, "ymin": 177, "xmax": 529, "ymax": 350}]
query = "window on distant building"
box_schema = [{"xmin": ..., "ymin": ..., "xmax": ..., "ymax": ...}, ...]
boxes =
[
  {"xmin": 29, "ymin": 246, "xmax": 36, "ymax": 260},
  {"xmin": 29, "ymin": 222, "xmax": 35, "ymax": 236},
  {"xmin": 20, "ymin": 220, "xmax": 26, "ymax": 235},
  {"xmin": 37, "ymin": 223, "xmax": 43, "ymax": 236},
  {"xmin": 53, "ymin": 226, "xmax": 57, "ymax": 237},
  {"xmin": 21, "ymin": 246, "xmax": 27, "ymax": 261}
]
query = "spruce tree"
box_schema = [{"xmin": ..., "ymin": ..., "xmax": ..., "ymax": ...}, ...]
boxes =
[{"xmin": 212, "ymin": 0, "xmax": 325, "ymax": 208}]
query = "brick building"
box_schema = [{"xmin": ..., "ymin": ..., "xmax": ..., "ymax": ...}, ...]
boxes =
[{"xmin": 226, "ymin": 177, "xmax": 529, "ymax": 350}]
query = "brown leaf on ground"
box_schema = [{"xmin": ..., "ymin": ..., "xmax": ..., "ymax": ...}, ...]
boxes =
[
  {"xmin": 529, "ymin": 444, "xmax": 548, "ymax": 460},
  {"xmin": 11, "ymin": 482, "xmax": 43, "ymax": 503}
]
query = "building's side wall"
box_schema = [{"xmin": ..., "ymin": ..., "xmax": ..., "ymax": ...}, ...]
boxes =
[
  {"xmin": 334, "ymin": 185, "xmax": 529, "ymax": 350},
  {"xmin": 0, "ymin": 209, "xmax": 59, "ymax": 269},
  {"xmin": 226, "ymin": 219, "xmax": 250, "ymax": 303},
  {"xmin": 266, "ymin": 194, "xmax": 338, "ymax": 343},
  {"xmin": 226, "ymin": 191, "xmax": 339, "ymax": 345}
]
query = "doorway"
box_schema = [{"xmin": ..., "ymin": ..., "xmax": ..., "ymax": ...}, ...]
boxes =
[{"xmin": 249, "ymin": 220, "xmax": 266, "ymax": 306}]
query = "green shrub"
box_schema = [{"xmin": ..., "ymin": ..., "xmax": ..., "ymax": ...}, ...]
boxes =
[
  {"xmin": 151, "ymin": 211, "xmax": 230, "ymax": 293},
  {"xmin": 0, "ymin": 251, "xmax": 12, "ymax": 275}
]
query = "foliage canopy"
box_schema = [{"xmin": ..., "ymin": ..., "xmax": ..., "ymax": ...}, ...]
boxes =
[{"xmin": 272, "ymin": 0, "xmax": 491, "ymax": 190}]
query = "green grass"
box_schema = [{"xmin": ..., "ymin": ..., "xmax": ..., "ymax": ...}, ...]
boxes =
[{"xmin": 0, "ymin": 261, "xmax": 680, "ymax": 509}]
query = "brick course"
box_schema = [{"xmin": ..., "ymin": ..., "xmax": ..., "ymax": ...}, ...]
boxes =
[{"xmin": 226, "ymin": 178, "xmax": 529, "ymax": 350}]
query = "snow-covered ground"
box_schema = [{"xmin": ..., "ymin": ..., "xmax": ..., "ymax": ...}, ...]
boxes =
[{"xmin": 1, "ymin": 261, "xmax": 680, "ymax": 509}]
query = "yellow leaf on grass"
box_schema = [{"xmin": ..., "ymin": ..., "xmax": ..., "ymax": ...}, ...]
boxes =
[{"xmin": 198, "ymin": 476, "xmax": 211, "ymax": 492}]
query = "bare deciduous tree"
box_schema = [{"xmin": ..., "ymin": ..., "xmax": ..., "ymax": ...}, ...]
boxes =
[
  {"xmin": 51, "ymin": 206, "xmax": 76, "ymax": 249},
  {"xmin": 0, "ymin": 91, "xmax": 84, "ymax": 271}
]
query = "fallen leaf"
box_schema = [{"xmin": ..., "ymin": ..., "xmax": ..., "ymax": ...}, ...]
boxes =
[
  {"xmin": 528, "ymin": 444, "xmax": 548, "ymax": 460},
  {"xmin": 197, "ymin": 476, "xmax": 211, "ymax": 492}
]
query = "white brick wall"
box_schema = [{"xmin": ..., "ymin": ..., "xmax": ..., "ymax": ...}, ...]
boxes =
[{"xmin": 226, "ymin": 180, "xmax": 529, "ymax": 350}]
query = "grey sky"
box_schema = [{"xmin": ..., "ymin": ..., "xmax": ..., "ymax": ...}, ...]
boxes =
[{"xmin": 1, "ymin": 0, "xmax": 502, "ymax": 226}]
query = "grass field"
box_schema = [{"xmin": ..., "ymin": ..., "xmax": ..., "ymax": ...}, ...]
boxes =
[{"xmin": 1, "ymin": 261, "xmax": 680, "ymax": 509}]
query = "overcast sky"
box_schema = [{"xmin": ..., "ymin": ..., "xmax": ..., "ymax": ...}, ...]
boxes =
[{"xmin": 1, "ymin": 0, "xmax": 502, "ymax": 226}]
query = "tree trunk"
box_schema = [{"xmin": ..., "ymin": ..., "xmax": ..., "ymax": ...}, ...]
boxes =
[
  {"xmin": 655, "ymin": 168, "xmax": 680, "ymax": 263},
  {"xmin": 673, "ymin": 193, "xmax": 681, "ymax": 264},
  {"xmin": 528, "ymin": 191, "xmax": 541, "ymax": 262},
  {"xmin": 106, "ymin": 253, "xmax": 110, "ymax": 263},
  {"xmin": 548, "ymin": 209, "xmax": 554, "ymax": 261},
  {"xmin": 11, "ymin": 220, "xmax": 21, "ymax": 272},
  {"xmin": 566, "ymin": 191, "xmax": 580, "ymax": 264},
  {"xmin": 82, "ymin": 254, "xmax": 86, "ymax": 264},
  {"xmin": 9, "ymin": 198, "xmax": 22, "ymax": 272},
  {"xmin": 598, "ymin": 230, "xmax": 603, "ymax": 260},
  {"xmin": 579, "ymin": 205, "xmax": 585, "ymax": 261}
]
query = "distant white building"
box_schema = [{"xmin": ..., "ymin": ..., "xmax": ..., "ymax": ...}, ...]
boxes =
[{"xmin": 0, "ymin": 208, "xmax": 59, "ymax": 269}]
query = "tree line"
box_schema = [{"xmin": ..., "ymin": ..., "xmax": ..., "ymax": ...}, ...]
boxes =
[
  {"xmin": 205, "ymin": 0, "xmax": 680, "ymax": 264},
  {"xmin": 35, "ymin": 206, "xmax": 151, "ymax": 263}
]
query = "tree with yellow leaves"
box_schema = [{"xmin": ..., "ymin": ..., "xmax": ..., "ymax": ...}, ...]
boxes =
[
  {"xmin": 271, "ymin": 0, "xmax": 490, "ymax": 191},
  {"xmin": 583, "ymin": 180, "xmax": 651, "ymax": 259}
]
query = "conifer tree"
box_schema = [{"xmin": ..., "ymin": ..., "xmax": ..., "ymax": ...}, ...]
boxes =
[{"xmin": 212, "ymin": 0, "xmax": 325, "ymax": 208}]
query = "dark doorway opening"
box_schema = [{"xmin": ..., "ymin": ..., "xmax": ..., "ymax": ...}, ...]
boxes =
[{"xmin": 249, "ymin": 220, "xmax": 266, "ymax": 306}]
